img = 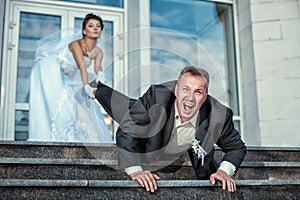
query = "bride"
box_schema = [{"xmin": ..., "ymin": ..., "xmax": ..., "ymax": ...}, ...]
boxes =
[{"xmin": 28, "ymin": 13, "xmax": 114, "ymax": 143}]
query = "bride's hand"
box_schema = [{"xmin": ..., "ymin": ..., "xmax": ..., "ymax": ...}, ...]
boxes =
[{"xmin": 84, "ymin": 84, "xmax": 95, "ymax": 99}]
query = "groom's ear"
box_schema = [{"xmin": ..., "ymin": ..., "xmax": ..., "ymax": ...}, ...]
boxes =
[{"xmin": 174, "ymin": 84, "xmax": 178, "ymax": 97}]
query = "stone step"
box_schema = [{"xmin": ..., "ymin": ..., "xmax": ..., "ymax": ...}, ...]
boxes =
[
  {"xmin": 158, "ymin": 162, "xmax": 300, "ymax": 181},
  {"xmin": 1, "ymin": 141, "xmax": 300, "ymax": 162},
  {"xmin": 1, "ymin": 157, "xmax": 299, "ymax": 180},
  {"xmin": 1, "ymin": 141, "xmax": 299, "ymax": 199},
  {"xmin": 0, "ymin": 179, "xmax": 299, "ymax": 200},
  {"xmin": 0, "ymin": 141, "xmax": 117, "ymax": 160},
  {"xmin": 214, "ymin": 146, "xmax": 300, "ymax": 162},
  {"xmin": 244, "ymin": 146, "xmax": 300, "ymax": 162}
]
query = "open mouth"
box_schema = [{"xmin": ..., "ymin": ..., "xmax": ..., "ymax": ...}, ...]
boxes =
[{"xmin": 183, "ymin": 102, "xmax": 195, "ymax": 110}]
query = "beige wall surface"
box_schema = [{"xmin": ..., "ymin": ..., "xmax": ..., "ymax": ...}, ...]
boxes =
[{"xmin": 239, "ymin": 0, "xmax": 300, "ymax": 147}]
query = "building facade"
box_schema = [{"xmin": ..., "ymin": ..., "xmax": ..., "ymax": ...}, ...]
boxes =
[{"xmin": 0, "ymin": 0, "xmax": 299, "ymax": 147}]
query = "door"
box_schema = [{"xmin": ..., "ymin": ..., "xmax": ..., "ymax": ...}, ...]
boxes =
[{"xmin": 0, "ymin": 1, "xmax": 124, "ymax": 140}]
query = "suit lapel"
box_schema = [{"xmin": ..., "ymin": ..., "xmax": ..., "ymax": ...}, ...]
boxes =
[
  {"xmin": 196, "ymin": 119, "xmax": 209, "ymax": 143},
  {"xmin": 194, "ymin": 98, "xmax": 211, "ymax": 168},
  {"xmin": 162, "ymin": 103, "xmax": 175, "ymax": 145},
  {"xmin": 195, "ymin": 98, "xmax": 211, "ymax": 143},
  {"xmin": 160, "ymin": 81, "xmax": 177, "ymax": 146}
]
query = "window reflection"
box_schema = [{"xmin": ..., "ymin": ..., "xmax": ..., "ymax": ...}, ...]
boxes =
[
  {"xmin": 150, "ymin": 0, "xmax": 238, "ymax": 115},
  {"xmin": 61, "ymin": 0, "xmax": 123, "ymax": 7},
  {"xmin": 16, "ymin": 13, "xmax": 61, "ymax": 103}
]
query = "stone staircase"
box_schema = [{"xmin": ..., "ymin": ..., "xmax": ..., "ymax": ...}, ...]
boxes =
[{"xmin": 0, "ymin": 141, "xmax": 299, "ymax": 199}]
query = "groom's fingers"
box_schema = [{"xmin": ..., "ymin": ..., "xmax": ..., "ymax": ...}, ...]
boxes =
[{"xmin": 130, "ymin": 171, "xmax": 159, "ymax": 192}]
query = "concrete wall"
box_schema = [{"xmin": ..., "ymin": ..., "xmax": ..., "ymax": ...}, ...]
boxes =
[
  {"xmin": 240, "ymin": 0, "xmax": 300, "ymax": 146},
  {"xmin": 0, "ymin": 0, "xmax": 4, "ymax": 93},
  {"xmin": 237, "ymin": 0, "xmax": 261, "ymax": 146}
]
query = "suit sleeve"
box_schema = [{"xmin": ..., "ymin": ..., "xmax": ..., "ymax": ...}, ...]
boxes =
[
  {"xmin": 116, "ymin": 85, "xmax": 156, "ymax": 169},
  {"xmin": 95, "ymin": 82, "xmax": 137, "ymax": 124},
  {"xmin": 216, "ymin": 108, "xmax": 247, "ymax": 173},
  {"xmin": 97, "ymin": 82, "xmax": 176, "ymax": 170}
]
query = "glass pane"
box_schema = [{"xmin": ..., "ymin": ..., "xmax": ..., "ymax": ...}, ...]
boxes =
[
  {"xmin": 16, "ymin": 13, "xmax": 61, "ymax": 104},
  {"xmin": 15, "ymin": 110, "xmax": 29, "ymax": 140},
  {"xmin": 61, "ymin": 0, "xmax": 123, "ymax": 7},
  {"xmin": 150, "ymin": 0, "xmax": 239, "ymax": 114},
  {"xmin": 15, "ymin": 12, "xmax": 61, "ymax": 140}
]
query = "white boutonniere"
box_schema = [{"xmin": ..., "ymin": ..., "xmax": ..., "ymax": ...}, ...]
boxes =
[{"xmin": 191, "ymin": 139, "xmax": 207, "ymax": 166}]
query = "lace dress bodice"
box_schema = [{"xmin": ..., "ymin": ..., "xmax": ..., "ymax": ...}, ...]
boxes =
[{"xmin": 57, "ymin": 47, "xmax": 96, "ymax": 83}]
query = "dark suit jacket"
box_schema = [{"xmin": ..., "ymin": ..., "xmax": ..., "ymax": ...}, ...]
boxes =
[{"xmin": 96, "ymin": 81, "xmax": 246, "ymax": 179}]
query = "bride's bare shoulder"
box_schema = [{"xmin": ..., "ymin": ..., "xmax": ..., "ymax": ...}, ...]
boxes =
[{"xmin": 68, "ymin": 39, "xmax": 82, "ymax": 50}]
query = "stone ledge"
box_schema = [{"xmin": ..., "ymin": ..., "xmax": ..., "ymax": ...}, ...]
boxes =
[
  {"xmin": 89, "ymin": 179, "xmax": 300, "ymax": 187},
  {"xmin": 0, "ymin": 179, "xmax": 88, "ymax": 187},
  {"xmin": 1, "ymin": 179, "xmax": 299, "ymax": 187},
  {"xmin": 241, "ymin": 161, "xmax": 300, "ymax": 167},
  {"xmin": 1, "ymin": 141, "xmax": 300, "ymax": 151},
  {"xmin": 0, "ymin": 157, "xmax": 117, "ymax": 166},
  {"xmin": 2, "ymin": 157, "xmax": 299, "ymax": 168},
  {"xmin": 0, "ymin": 140, "xmax": 116, "ymax": 147},
  {"xmin": 0, "ymin": 157, "xmax": 191, "ymax": 167},
  {"xmin": 245, "ymin": 146, "xmax": 300, "ymax": 151}
]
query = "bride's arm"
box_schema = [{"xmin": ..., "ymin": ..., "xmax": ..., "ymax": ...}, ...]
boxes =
[
  {"xmin": 69, "ymin": 41, "xmax": 89, "ymax": 85},
  {"xmin": 69, "ymin": 41, "xmax": 95, "ymax": 98},
  {"xmin": 94, "ymin": 47, "xmax": 105, "ymax": 83},
  {"xmin": 94, "ymin": 47, "xmax": 103, "ymax": 74}
]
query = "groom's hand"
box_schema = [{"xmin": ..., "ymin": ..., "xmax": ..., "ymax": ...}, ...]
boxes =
[
  {"xmin": 130, "ymin": 170, "xmax": 160, "ymax": 192},
  {"xmin": 210, "ymin": 169, "xmax": 236, "ymax": 192}
]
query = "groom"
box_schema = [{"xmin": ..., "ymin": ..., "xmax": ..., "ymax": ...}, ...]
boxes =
[{"xmin": 95, "ymin": 66, "xmax": 246, "ymax": 193}]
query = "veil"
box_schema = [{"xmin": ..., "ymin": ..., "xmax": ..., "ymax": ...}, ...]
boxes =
[{"xmin": 34, "ymin": 28, "xmax": 82, "ymax": 61}]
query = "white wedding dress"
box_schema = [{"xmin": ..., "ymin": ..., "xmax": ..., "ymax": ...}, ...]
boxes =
[{"xmin": 28, "ymin": 37, "xmax": 114, "ymax": 143}]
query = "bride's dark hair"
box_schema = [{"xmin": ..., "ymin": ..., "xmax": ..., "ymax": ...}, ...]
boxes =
[{"xmin": 82, "ymin": 13, "xmax": 104, "ymax": 37}]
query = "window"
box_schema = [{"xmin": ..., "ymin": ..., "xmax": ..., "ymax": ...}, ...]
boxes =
[{"xmin": 149, "ymin": 0, "xmax": 240, "ymax": 128}]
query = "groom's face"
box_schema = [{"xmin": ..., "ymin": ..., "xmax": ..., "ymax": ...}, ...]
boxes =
[{"xmin": 175, "ymin": 72, "xmax": 208, "ymax": 123}]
